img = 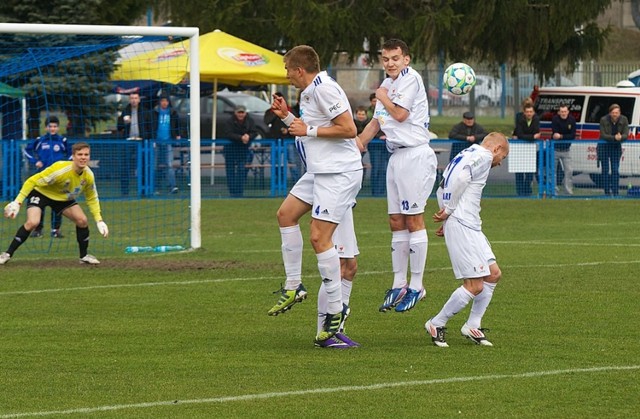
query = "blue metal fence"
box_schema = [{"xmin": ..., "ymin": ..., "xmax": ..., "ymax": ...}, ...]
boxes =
[{"xmin": 2, "ymin": 138, "xmax": 639, "ymax": 200}]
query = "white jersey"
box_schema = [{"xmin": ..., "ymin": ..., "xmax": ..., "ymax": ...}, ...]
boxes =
[
  {"xmin": 373, "ymin": 66, "xmax": 430, "ymax": 151},
  {"xmin": 437, "ymin": 144, "xmax": 492, "ymax": 230},
  {"xmin": 296, "ymin": 71, "xmax": 363, "ymax": 174}
]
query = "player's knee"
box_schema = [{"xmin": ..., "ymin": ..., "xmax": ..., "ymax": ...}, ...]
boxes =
[
  {"xmin": 276, "ymin": 207, "xmax": 295, "ymax": 226},
  {"xmin": 75, "ymin": 217, "xmax": 88, "ymax": 228},
  {"xmin": 486, "ymin": 264, "xmax": 502, "ymax": 284},
  {"xmin": 466, "ymin": 280, "xmax": 484, "ymax": 295},
  {"xmin": 24, "ymin": 220, "xmax": 39, "ymax": 231}
]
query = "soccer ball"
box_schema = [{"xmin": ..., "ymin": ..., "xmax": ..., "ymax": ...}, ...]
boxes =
[{"xmin": 443, "ymin": 63, "xmax": 476, "ymax": 95}]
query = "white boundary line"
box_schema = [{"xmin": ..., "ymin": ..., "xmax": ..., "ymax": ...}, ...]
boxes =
[
  {"xmin": 2, "ymin": 259, "xmax": 640, "ymax": 297},
  {"xmin": 1, "ymin": 365, "xmax": 638, "ymax": 418}
]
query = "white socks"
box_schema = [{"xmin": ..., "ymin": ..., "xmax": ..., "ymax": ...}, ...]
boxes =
[
  {"xmin": 341, "ymin": 278, "xmax": 353, "ymax": 306},
  {"xmin": 432, "ymin": 286, "xmax": 475, "ymax": 327},
  {"xmin": 280, "ymin": 225, "xmax": 303, "ymax": 290},
  {"xmin": 317, "ymin": 281, "xmax": 328, "ymax": 334},
  {"xmin": 408, "ymin": 229, "xmax": 428, "ymax": 291},
  {"xmin": 391, "ymin": 229, "xmax": 410, "ymax": 289},
  {"xmin": 317, "ymin": 247, "xmax": 342, "ymax": 314},
  {"xmin": 467, "ymin": 281, "xmax": 497, "ymax": 329}
]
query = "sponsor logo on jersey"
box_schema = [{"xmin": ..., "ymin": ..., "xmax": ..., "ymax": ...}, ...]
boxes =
[{"xmin": 328, "ymin": 102, "xmax": 342, "ymax": 113}]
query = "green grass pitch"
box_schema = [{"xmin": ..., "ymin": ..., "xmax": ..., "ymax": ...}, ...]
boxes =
[{"xmin": 0, "ymin": 198, "xmax": 639, "ymax": 417}]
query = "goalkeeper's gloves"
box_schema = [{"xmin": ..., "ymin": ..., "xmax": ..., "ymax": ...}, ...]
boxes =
[
  {"xmin": 3, "ymin": 201, "xmax": 20, "ymax": 219},
  {"xmin": 96, "ymin": 220, "xmax": 109, "ymax": 238}
]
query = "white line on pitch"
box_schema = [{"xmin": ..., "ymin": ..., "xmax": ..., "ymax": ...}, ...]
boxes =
[
  {"xmin": 1, "ymin": 365, "xmax": 638, "ymax": 418},
  {"xmin": 1, "ymin": 259, "xmax": 640, "ymax": 297}
]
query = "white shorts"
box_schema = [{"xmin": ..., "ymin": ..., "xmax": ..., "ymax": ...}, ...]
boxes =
[
  {"xmin": 310, "ymin": 171, "xmax": 362, "ymax": 224},
  {"xmin": 443, "ymin": 218, "xmax": 496, "ymax": 279},
  {"xmin": 289, "ymin": 172, "xmax": 315, "ymax": 205},
  {"xmin": 387, "ymin": 144, "xmax": 437, "ymax": 215},
  {"xmin": 290, "ymin": 172, "xmax": 360, "ymax": 258}
]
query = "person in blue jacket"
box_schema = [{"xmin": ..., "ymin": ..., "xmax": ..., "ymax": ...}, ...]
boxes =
[{"xmin": 23, "ymin": 116, "xmax": 70, "ymax": 238}]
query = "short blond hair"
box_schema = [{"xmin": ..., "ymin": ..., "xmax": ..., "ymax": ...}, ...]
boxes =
[{"xmin": 284, "ymin": 45, "xmax": 320, "ymax": 74}]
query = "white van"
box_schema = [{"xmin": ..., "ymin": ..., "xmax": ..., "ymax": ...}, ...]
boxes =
[{"xmin": 534, "ymin": 86, "xmax": 640, "ymax": 184}]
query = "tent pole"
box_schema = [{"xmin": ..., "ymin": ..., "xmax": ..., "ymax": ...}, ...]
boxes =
[{"xmin": 210, "ymin": 79, "xmax": 218, "ymax": 185}]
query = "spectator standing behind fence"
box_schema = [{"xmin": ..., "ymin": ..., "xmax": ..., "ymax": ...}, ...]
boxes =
[
  {"xmin": 598, "ymin": 103, "xmax": 629, "ymax": 196},
  {"xmin": 448, "ymin": 111, "xmax": 487, "ymax": 162},
  {"xmin": 223, "ymin": 105, "xmax": 258, "ymax": 197},
  {"xmin": 551, "ymin": 104, "xmax": 576, "ymax": 195},
  {"xmin": 512, "ymin": 99, "xmax": 540, "ymax": 196},
  {"xmin": 23, "ymin": 116, "xmax": 70, "ymax": 238},
  {"xmin": 264, "ymin": 92, "xmax": 302, "ymax": 182},
  {"xmin": 152, "ymin": 94, "xmax": 181, "ymax": 194},
  {"xmin": 117, "ymin": 92, "xmax": 153, "ymax": 196},
  {"xmin": 366, "ymin": 92, "xmax": 377, "ymax": 119},
  {"xmin": 363, "ymin": 95, "xmax": 390, "ymax": 196}
]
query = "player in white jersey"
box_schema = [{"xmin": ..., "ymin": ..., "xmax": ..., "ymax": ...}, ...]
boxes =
[
  {"xmin": 356, "ymin": 39, "xmax": 438, "ymax": 313},
  {"xmin": 425, "ymin": 133, "xmax": 509, "ymax": 347},
  {"xmin": 266, "ymin": 45, "xmax": 363, "ymax": 347},
  {"xmin": 282, "ymin": 171, "xmax": 362, "ymax": 348}
]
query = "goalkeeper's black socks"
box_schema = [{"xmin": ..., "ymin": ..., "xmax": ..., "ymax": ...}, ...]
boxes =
[
  {"xmin": 6, "ymin": 226, "xmax": 31, "ymax": 256},
  {"xmin": 76, "ymin": 226, "xmax": 90, "ymax": 258}
]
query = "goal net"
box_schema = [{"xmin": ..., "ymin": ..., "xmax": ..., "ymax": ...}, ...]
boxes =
[{"xmin": 0, "ymin": 23, "xmax": 201, "ymax": 258}]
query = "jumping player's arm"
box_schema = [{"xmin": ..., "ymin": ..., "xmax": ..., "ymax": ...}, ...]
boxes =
[
  {"xmin": 376, "ymin": 86, "xmax": 410, "ymax": 122},
  {"xmin": 357, "ymin": 118, "xmax": 382, "ymax": 147},
  {"xmin": 288, "ymin": 85, "xmax": 357, "ymax": 139}
]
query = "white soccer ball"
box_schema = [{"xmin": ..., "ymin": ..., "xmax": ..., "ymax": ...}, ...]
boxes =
[{"xmin": 443, "ymin": 62, "xmax": 476, "ymax": 96}]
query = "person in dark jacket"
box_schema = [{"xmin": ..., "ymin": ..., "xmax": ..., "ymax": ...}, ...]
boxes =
[
  {"xmin": 223, "ymin": 105, "xmax": 258, "ymax": 197},
  {"xmin": 448, "ymin": 111, "xmax": 488, "ymax": 161},
  {"xmin": 598, "ymin": 103, "xmax": 629, "ymax": 196},
  {"xmin": 512, "ymin": 100, "xmax": 540, "ymax": 196},
  {"xmin": 152, "ymin": 94, "xmax": 182, "ymax": 194},
  {"xmin": 551, "ymin": 104, "xmax": 576, "ymax": 195},
  {"xmin": 23, "ymin": 116, "xmax": 70, "ymax": 238},
  {"xmin": 264, "ymin": 92, "xmax": 301, "ymax": 182},
  {"xmin": 117, "ymin": 92, "xmax": 153, "ymax": 195}
]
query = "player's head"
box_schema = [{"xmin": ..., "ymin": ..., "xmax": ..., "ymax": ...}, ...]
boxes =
[
  {"xmin": 71, "ymin": 142, "xmax": 91, "ymax": 169},
  {"xmin": 45, "ymin": 116, "xmax": 59, "ymax": 134},
  {"xmin": 381, "ymin": 39, "xmax": 410, "ymax": 79},
  {"xmin": 283, "ymin": 45, "xmax": 320, "ymax": 88},
  {"xmin": 481, "ymin": 132, "xmax": 509, "ymax": 167}
]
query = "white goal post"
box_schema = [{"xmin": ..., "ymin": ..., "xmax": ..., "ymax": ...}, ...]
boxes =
[{"xmin": 0, "ymin": 22, "xmax": 202, "ymax": 249}]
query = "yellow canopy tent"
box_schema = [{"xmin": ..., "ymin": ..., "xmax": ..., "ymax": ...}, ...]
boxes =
[
  {"xmin": 112, "ymin": 29, "xmax": 288, "ymax": 184},
  {"xmin": 112, "ymin": 29, "xmax": 288, "ymax": 137}
]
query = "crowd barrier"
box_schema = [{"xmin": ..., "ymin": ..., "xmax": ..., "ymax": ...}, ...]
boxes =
[{"xmin": 2, "ymin": 138, "xmax": 639, "ymax": 200}]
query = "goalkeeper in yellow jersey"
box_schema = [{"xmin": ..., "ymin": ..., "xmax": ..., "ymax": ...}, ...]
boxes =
[{"xmin": 1, "ymin": 142, "xmax": 109, "ymax": 265}]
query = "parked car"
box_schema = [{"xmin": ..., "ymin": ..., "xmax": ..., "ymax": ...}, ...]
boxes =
[
  {"xmin": 474, "ymin": 73, "xmax": 577, "ymax": 107},
  {"xmin": 427, "ymin": 82, "xmax": 467, "ymax": 107},
  {"xmin": 174, "ymin": 91, "xmax": 272, "ymax": 139}
]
